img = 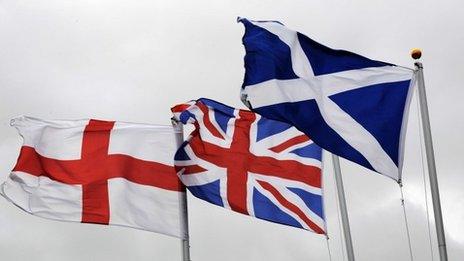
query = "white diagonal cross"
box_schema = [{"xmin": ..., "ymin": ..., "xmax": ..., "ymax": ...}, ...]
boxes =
[{"xmin": 242, "ymin": 21, "xmax": 414, "ymax": 179}]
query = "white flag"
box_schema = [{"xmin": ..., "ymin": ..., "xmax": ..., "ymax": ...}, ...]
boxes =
[{"xmin": 1, "ymin": 116, "xmax": 186, "ymax": 238}]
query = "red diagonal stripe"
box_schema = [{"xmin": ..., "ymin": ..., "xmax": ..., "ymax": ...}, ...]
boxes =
[
  {"xmin": 171, "ymin": 103, "xmax": 192, "ymax": 113},
  {"xmin": 197, "ymin": 102, "xmax": 224, "ymax": 139},
  {"xmin": 180, "ymin": 165, "xmax": 208, "ymax": 175},
  {"xmin": 257, "ymin": 180, "xmax": 324, "ymax": 234},
  {"xmin": 269, "ymin": 134, "xmax": 310, "ymax": 153}
]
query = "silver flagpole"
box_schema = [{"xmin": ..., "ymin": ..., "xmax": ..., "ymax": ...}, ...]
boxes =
[
  {"xmin": 332, "ymin": 154, "xmax": 355, "ymax": 261},
  {"xmin": 412, "ymin": 49, "xmax": 448, "ymax": 261},
  {"xmin": 172, "ymin": 120, "xmax": 191, "ymax": 261}
]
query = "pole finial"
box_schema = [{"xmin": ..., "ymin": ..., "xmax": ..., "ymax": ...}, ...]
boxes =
[{"xmin": 411, "ymin": 48, "xmax": 422, "ymax": 60}]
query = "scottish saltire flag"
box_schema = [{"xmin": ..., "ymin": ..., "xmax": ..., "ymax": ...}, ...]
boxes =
[
  {"xmin": 238, "ymin": 18, "xmax": 415, "ymax": 180},
  {"xmin": 172, "ymin": 99, "xmax": 325, "ymax": 234}
]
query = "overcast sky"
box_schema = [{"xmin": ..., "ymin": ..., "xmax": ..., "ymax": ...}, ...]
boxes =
[{"xmin": 0, "ymin": 1, "xmax": 463, "ymax": 260}]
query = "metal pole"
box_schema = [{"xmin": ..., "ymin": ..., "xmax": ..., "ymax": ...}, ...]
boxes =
[
  {"xmin": 172, "ymin": 121, "xmax": 191, "ymax": 261},
  {"xmin": 414, "ymin": 57, "xmax": 448, "ymax": 261},
  {"xmin": 332, "ymin": 154, "xmax": 355, "ymax": 261}
]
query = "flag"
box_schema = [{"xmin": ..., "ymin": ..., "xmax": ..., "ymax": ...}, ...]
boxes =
[
  {"xmin": 238, "ymin": 18, "xmax": 415, "ymax": 180},
  {"xmin": 1, "ymin": 116, "xmax": 186, "ymax": 238},
  {"xmin": 172, "ymin": 99, "xmax": 325, "ymax": 234}
]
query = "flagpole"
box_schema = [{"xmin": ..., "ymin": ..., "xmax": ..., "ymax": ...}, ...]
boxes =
[
  {"xmin": 412, "ymin": 49, "xmax": 448, "ymax": 261},
  {"xmin": 172, "ymin": 121, "xmax": 191, "ymax": 261},
  {"xmin": 332, "ymin": 154, "xmax": 355, "ymax": 261}
]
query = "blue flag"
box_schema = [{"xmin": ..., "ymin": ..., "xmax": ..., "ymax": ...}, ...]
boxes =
[{"xmin": 238, "ymin": 18, "xmax": 414, "ymax": 181}]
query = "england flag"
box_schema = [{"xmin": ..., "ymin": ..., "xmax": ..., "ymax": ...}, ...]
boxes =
[
  {"xmin": 1, "ymin": 116, "xmax": 186, "ymax": 238},
  {"xmin": 238, "ymin": 18, "xmax": 415, "ymax": 181},
  {"xmin": 172, "ymin": 99, "xmax": 325, "ymax": 234}
]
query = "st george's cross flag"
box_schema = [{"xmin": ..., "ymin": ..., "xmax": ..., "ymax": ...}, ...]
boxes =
[
  {"xmin": 172, "ymin": 99, "xmax": 325, "ymax": 234},
  {"xmin": 1, "ymin": 116, "xmax": 186, "ymax": 238},
  {"xmin": 238, "ymin": 18, "xmax": 415, "ymax": 181}
]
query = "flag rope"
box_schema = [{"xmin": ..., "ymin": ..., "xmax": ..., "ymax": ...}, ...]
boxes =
[
  {"xmin": 325, "ymin": 237, "xmax": 333, "ymax": 261},
  {"xmin": 399, "ymin": 182, "xmax": 414, "ymax": 261},
  {"xmin": 415, "ymin": 89, "xmax": 436, "ymax": 261}
]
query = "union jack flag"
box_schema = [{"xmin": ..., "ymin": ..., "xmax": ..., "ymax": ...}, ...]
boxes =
[{"xmin": 172, "ymin": 98, "xmax": 325, "ymax": 234}]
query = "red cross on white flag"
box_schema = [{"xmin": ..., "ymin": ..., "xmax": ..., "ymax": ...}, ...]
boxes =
[{"xmin": 1, "ymin": 116, "xmax": 187, "ymax": 239}]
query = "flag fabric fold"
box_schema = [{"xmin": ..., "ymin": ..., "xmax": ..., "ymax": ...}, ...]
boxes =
[
  {"xmin": 238, "ymin": 18, "xmax": 415, "ymax": 180},
  {"xmin": 1, "ymin": 116, "xmax": 186, "ymax": 238},
  {"xmin": 172, "ymin": 98, "xmax": 325, "ymax": 234}
]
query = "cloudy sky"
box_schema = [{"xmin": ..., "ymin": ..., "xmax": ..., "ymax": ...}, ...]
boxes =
[{"xmin": 0, "ymin": 0, "xmax": 463, "ymax": 260}]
